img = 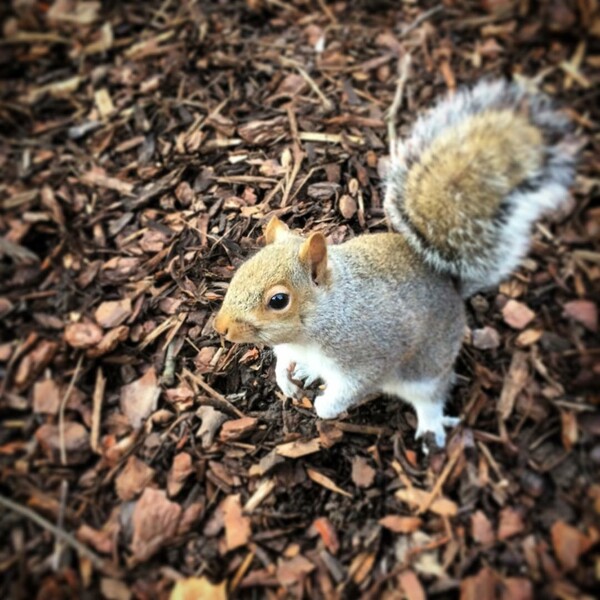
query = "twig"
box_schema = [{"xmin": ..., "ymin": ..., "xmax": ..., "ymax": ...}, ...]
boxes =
[
  {"xmin": 182, "ymin": 368, "xmax": 245, "ymax": 418},
  {"xmin": 90, "ymin": 367, "xmax": 106, "ymax": 454},
  {"xmin": 51, "ymin": 480, "xmax": 68, "ymax": 571},
  {"xmin": 399, "ymin": 5, "xmax": 443, "ymax": 38},
  {"xmin": 58, "ymin": 353, "xmax": 84, "ymax": 466},
  {"xmin": 0, "ymin": 493, "xmax": 114, "ymax": 573},
  {"xmin": 385, "ymin": 53, "xmax": 411, "ymax": 161},
  {"xmin": 417, "ymin": 441, "xmax": 463, "ymax": 514},
  {"xmin": 316, "ymin": 0, "xmax": 337, "ymax": 24}
]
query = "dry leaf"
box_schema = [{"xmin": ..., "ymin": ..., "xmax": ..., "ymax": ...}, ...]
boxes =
[
  {"xmin": 170, "ymin": 577, "xmax": 227, "ymax": 600},
  {"xmin": 460, "ymin": 566, "xmax": 497, "ymax": 600},
  {"xmin": 502, "ymin": 299, "xmax": 535, "ymax": 329},
  {"xmin": 497, "ymin": 506, "xmax": 525, "ymax": 540},
  {"xmin": 167, "ymin": 452, "xmax": 194, "ymax": 497},
  {"xmin": 95, "ymin": 298, "xmax": 132, "ymax": 328},
  {"xmin": 348, "ymin": 552, "xmax": 376, "ymax": 585},
  {"xmin": 551, "ymin": 521, "xmax": 593, "ymax": 571},
  {"xmin": 14, "ymin": 340, "xmax": 58, "ymax": 389},
  {"xmin": 379, "ymin": 515, "xmax": 423, "ymax": 534},
  {"xmin": 219, "ymin": 416, "xmax": 257, "ymax": 441},
  {"xmin": 306, "ymin": 468, "xmax": 352, "ymax": 498},
  {"xmin": 339, "ymin": 194, "xmax": 357, "ymax": 219},
  {"xmin": 100, "ymin": 578, "xmax": 131, "ymax": 600},
  {"xmin": 35, "ymin": 422, "xmax": 90, "ymax": 465},
  {"xmin": 196, "ymin": 406, "xmax": 228, "ymax": 448},
  {"xmin": 120, "ymin": 367, "xmax": 161, "ymax": 430},
  {"xmin": 563, "ymin": 300, "xmax": 597, "ymax": 332},
  {"xmin": 276, "ymin": 438, "xmax": 321, "ymax": 458},
  {"xmin": 501, "ymin": 577, "xmax": 533, "ymax": 600},
  {"xmin": 497, "ymin": 351, "xmax": 529, "ymax": 420},
  {"xmin": 222, "ymin": 494, "xmax": 251, "ymax": 551},
  {"xmin": 398, "ymin": 570, "xmax": 426, "ymax": 600},
  {"xmin": 395, "ymin": 488, "xmax": 458, "ymax": 517},
  {"xmin": 277, "ymin": 555, "xmax": 315, "ymax": 586},
  {"xmin": 351, "ymin": 456, "xmax": 376, "ymax": 488},
  {"xmin": 131, "ymin": 488, "xmax": 182, "ymax": 561},
  {"xmin": 87, "ymin": 325, "xmax": 129, "ymax": 357},
  {"xmin": 115, "ymin": 455, "xmax": 155, "ymax": 501},
  {"xmin": 471, "ymin": 510, "xmax": 495, "ymax": 545},
  {"xmin": 313, "ymin": 517, "xmax": 340, "ymax": 554},
  {"xmin": 33, "ymin": 378, "xmax": 61, "ymax": 414},
  {"xmin": 65, "ymin": 321, "xmax": 104, "ymax": 348},
  {"xmin": 472, "ymin": 326, "xmax": 501, "ymax": 350}
]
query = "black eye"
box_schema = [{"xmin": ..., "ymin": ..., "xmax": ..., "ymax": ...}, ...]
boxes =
[{"xmin": 268, "ymin": 293, "xmax": 289, "ymax": 310}]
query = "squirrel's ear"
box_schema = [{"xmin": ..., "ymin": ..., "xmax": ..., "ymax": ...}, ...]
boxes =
[
  {"xmin": 299, "ymin": 233, "xmax": 328, "ymax": 284},
  {"xmin": 264, "ymin": 216, "xmax": 290, "ymax": 245}
]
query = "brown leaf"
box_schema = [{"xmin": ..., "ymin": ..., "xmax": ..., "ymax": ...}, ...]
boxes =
[
  {"xmin": 77, "ymin": 523, "xmax": 118, "ymax": 556},
  {"xmin": 222, "ymin": 493, "xmax": 251, "ymax": 551},
  {"xmin": 563, "ymin": 300, "xmax": 597, "ymax": 333},
  {"xmin": 120, "ymin": 367, "xmax": 161, "ymax": 430},
  {"xmin": 87, "ymin": 325, "xmax": 129, "ymax": 358},
  {"xmin": 100, "ymin": 578, "xmax": 131, "ymax": 600},
  {"xmin": 276, "ymin": 438, "xmax": 321, "ymax": 458},
  {"xmin": 560, "ymin": 410, "xmax": 578, "ymax": 451},
  {"xmin": 351, "ymin": 455, "xmax": 376, "ymax": 488},
  {"xmin": 379, "ymin": 515, "xmax": 423, "ymax": 534},
  {"xmin": 307, "ymin": 468, "xmax": 352, "ymax": 498},
  {"xmin": 131, "ymin": 488, "xmax": 182, "ymax": 561},
  {"xmin": 398, "ymin": 570, "xmax": 426, "ymax": 600},
  {"xmin": 501, "ymin": 577, "xmax": 533, "ymax": 600},
  {"xmin": 33, "ymin": 378, "xmax": 61, "ymax": 414},
  {"xmin": 317, "ymin": 421, "xmax": 344, "ymax": 448},
  {"xmin": 238, "ymin": 116, "xmax": 287, "ymax": 145},
  {"xmin": 395, "ymin": 488, "xmax": 458, "ymax": 517},
  {"xmin": 471, "ymin": 510, "xmax": 496, "ymax": 545},
  {"xmin": 196, "ymin": 406, "xmax": 228, "ymax": 448},
  {"xmin": 219, "ymin": 416, "xmax": 257, "ymax": 441},
  {"xmin": 472, "ymin": 326, "xmax": 501, "ymax": 350},
  {"xmin": 277, "ymin": 555, "xmax": 315, "ymax": 586},
  {"xmin": 177, "ymin": 502, "xmax": 204, "ymax": 536},
  {"xmin": 497, "ymin": 506, "xmax": 525, "ymax": 540},
  {"xmin": 115, "ymin": 455, "xmax": 156, "ymax": 501},
  {"xmin": 35, "ymin": 422, "xmax": 90, "ymax": 465},
  {"xmin": 551, "ymin": 521, "xmax": 593, "ymax": 571},
  {"xmin": 313, "ymin": 517, "xmax": 340, "ymax": 554},
  {"xmin": 502, "ymin": 299, "xmax": 535, "ymax": 330},
  {"xmin": 14, "ymin": 340, "xmax": 58, "ymax": 389},
  {"xmin": 497, "ymin": 351, "xmax": 529, "ymax": 420},
  {"xmin": 64, "ymin": 321, "xmax": 104, "ymax": 348},
  {"xmin": 167, "ymin": 452, "xmax": 194, "ymax": 497},
  {"xmin": 460, "ymin": 566, "xmax": 497, "ymax": 600},
  {"xmin": 339, "ymin": 194, "xmax": 357, "ymax": 219},
  {"xmin": 95, "ymin": 298, "xmax": 132, "ymax": 328},
  {"xmin": 170, "ymin": 577, "xmax": 226, "ymax": 600}
]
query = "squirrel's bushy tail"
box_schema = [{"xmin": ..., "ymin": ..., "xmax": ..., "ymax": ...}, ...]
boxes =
[{"xmin": 384, "ymin": 79, "xmax": 577, "ymax": 297}]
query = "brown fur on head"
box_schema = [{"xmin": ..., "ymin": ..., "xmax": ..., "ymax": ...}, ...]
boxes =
[{"xmin": 214, "ymin": 217, "xmax": 329, "ymax": 345}]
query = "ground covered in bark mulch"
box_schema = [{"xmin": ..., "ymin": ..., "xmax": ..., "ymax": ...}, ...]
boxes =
[{"xmin": 1, "ymin": 1, "xmax": 599, "ymax": 598}]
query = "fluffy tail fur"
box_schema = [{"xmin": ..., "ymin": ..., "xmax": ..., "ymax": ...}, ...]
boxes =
[{"xmin": 384, "ymin": 79, "xmax": 577, "ymax": 297}]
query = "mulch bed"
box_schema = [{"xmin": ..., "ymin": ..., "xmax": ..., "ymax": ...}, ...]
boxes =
[{"xmin": 0, "ymin": 1, "xmax": 599, "ymax": 598}]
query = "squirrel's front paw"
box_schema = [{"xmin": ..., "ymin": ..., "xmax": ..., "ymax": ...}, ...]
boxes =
[
  {"xmin": 276, "ymin": 367, "xmax": 300, "ymax": 398},
  {"xmin": 415, "ymin": 416, "xmax": 459, "ymax": 448},
  {"xmin": 292, "ymin": 363, "xmax": 319, "ymax": 388},
  {"xmin": 314, "ymin": 395, "xmax": 343, "ymax": 420}
]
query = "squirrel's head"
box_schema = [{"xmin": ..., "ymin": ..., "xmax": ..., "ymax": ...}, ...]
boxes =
[{"xmin": 214, "ymin": 217, "xmax": 329, "ymax": 346}]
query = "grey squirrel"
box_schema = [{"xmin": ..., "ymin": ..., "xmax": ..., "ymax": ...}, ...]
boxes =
[{"xmin": 214, "ymin": 79, "xmax": 577, "ymax": 446}]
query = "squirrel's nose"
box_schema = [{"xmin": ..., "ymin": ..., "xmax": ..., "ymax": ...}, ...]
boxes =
[{"xmin": 213, "ymin": 312, "xmax": 229, "ymax": 337}]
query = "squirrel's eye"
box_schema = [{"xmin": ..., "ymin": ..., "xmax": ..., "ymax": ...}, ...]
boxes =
[{"xmin": 268, "ymin": 293, "xmax": 289, "ymax": 310}]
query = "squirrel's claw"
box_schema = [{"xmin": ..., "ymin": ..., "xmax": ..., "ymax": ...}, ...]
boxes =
[{"xmin": 292, "ymin": 364, "xmax": 319, "ymax": 388}]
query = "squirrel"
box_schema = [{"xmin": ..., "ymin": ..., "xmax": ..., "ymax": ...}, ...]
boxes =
[{"xmin": 214, "ymin": 79, "xmax": 576, "ymax": 446}]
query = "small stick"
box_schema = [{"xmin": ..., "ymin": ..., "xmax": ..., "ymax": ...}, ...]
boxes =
[
  {"xmin": 399, "ymin": 5, "xmax": 443, "ymax": 38},
  {"xmin": 385, "ymin": 53, "xmax": 411, "ymax": 162},
  {"xmin": 417, "ymin": 442, "xmax": 462, "ymax": 514},
  {"xmin": 0, "ymin": 493, "xmax": 111, "ymax": 572},
  {"xmin": 58, "ymin": 353, "xmax": 84, "ymax": 466},
  {"xmin": 182, "ymin": 368, "xmax": 245, "ymax": 418},
  {"xmin": 90, "ymin": 368, "xmax": 106, "ymax": 454},
  {"xmin": 51, "ymin": 479, "xmax": 69, "ymax": 571}
]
